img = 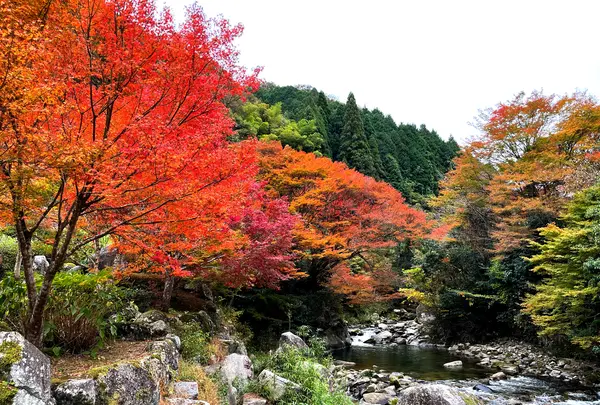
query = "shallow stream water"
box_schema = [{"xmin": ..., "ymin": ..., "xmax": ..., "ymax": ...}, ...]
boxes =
[{"xmin": 333, "ymin": 328, "xmax": 600, "ymax": 404}]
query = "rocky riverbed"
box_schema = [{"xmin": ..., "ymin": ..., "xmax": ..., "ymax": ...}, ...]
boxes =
[{"xmin": 334, "ymin": 313, "xmax": 600, "ymax": 404}]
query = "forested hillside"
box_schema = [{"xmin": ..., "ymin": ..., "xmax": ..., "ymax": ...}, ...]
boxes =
[
  {"xmin": 405, "ymin": 91, "xmax": 600, "ymax": 351},
  {"xmin": 3, "ymin": 1, "xmax": 600, "ymax": 403},
  {"xmin": 231, "ymin": 83, "xmax": 459, "ymax": 204}
]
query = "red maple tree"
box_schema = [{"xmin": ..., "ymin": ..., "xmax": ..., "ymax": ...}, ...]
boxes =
[{"xmin": 0, "ymin": 0, "xmax": 259, "ymax": 345}]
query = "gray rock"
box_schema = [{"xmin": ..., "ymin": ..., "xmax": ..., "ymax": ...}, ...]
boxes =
[
  {"xmin": 396, "ymin": 384, "xmax": 482, "ymax": 405},
  {"xmin": 0, "ymin": 332, "xmax": 53, "ymax": 405},
  {"xmin": 365, "ymin": 383, "xmax": 377, "ymax": 393},
  {"xmin": 490, "ymin": 371, "xmax": 507, "ymax": 380},
  {"xmin": 141, "ymin": 339, "xmax": 179, "ymax": 388},
  {"xmin": 137, "ymin": 310, "xmax": 169, "ymax": 324},
  {"xmin": 122, "ymin": 310, "xmax": 172, "ymax": 339},
  {"xmin": 148, "ymin": 320, "xmax": 169, "ymax": 337},
  {"xmin": 500, "ymin": 364, "xmax": 519, "ymax": 375},
  {"xmin": 165, "ymin": 400, "xmax": 209, "ymax": 405},
  {"xmin": 225, "ymin": 339, "xmax": 247, "ymax": 356},
  {"xmin": 96, "ymin": 363, "xmax": 159, "ymax": 405},
  {"xmin": 473, "ymin": 383, "xmax": 494, "ymax": 393},
  {"xmin": 11, "ymin": 390, "xmax": 50, "ymax": 405},
  {"xmin": 172, "ymin": 382, "xmax": 199, "ymax": 400},
  {"xmin": 165, "ymin": 334, "xmax": 182, "ymax": 351},
  {"xmin": 32, "ymin": 255, "xmax": 49, "ymax": 274},
  {"xmin": 242, "ymin": 393, "xmax": 268, "ymax": 405},
  {"xmin": 148, "ymin": 339, "xmax": 179, "ymax": 373},
  {"xmin": 257, "ymin": 369, "xmax": 301, "ymax": 400},
  {"xmin": 333, "ymin": 360, "xmax": 356, "ymax": 368},
  {"xmin": 277, "ymin": 332, "xmax": 308, "ymax": 352},
  {"xmin": 549, "ymin": 369, "xmax": 562, "ymax": 379},
  {"xmin": 227, "ymin": 384, "xmax": 237, "ymax": 405},
  {"xmin": 443, "ymin": 360, "xmax": 463, "ymax": 369},
  {"xmin": 220, "ymin": 354, "xmax": 253, "ymax": 387},
  {"xmin": 373, "ymin": 331, "xmax": 392, "ymax": 344},
  {"xmin": 361, "ymin": 392, "xmax": 393, "ymax": 404},
  {"xmin": 179, "ymin": 311, "xmax": 216, "ymax": 333},
  {"xmin": 415, "ymin": 304, "xmax": 436, "ymax": 325},
  {"xmin": 98, "ymin": 247, "xmax": 119, "ymax": 270},
  {"xmin": 324, "ymin": 320, "xmax": 352, "ymax": 350},
  {"xmin": 53, "ymin": 379, "xmax": 96, "ymax": 405}
]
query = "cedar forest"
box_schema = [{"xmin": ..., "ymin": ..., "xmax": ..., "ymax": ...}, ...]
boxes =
[{"xmin": 1, "ymin": 0, "xmax": 600, "ymax": 363}]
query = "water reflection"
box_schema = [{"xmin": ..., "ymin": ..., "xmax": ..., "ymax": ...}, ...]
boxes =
[{"xmin": 333, "ymin": 344, "xmax": 490, "ymax": 380}]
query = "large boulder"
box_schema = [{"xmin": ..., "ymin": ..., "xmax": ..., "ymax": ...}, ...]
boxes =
[
  {"xmin": 121, "ymin": 310, "xmax": 172, "ymax": 340},
  {"xmin": 32, "ymin": 255, "xmax": 50, "ymax": 275},
  {"xmin": 141, "ymin": 339, "xmax": 179, "ymax": 388},
  {"xmin": 277, "ymin": 332, "xmax": 308, "ymax": 352},
  {"xmin": 415, "ymin": 304, "xmax": 436, "ymax": 325},
  {"xmin": 257, "ymin": 369, "xmax": 300, "ymax": 401},
  {"xmin": 53, "ymin": 379, "xmax": 96, "ymax": 405},
  {"xmin": 396, "ymin": 384, "xmax": 482, "ymax": 405},
  {"xmin": 179, "ymin": 311, "xmax": 215, "ymax": 333},
  {"xmin": 0, "ymin": 332, "xmax": 54, "ymax": 405},
  {"xmin": 95, "ymin": 363, "xmax": 160, "ymax": 405},
  {"xmin": 324, "ymin": 320, "xmax": 352, "ymax": 350},
  {"xmin": 98, "ymin": 247, "xmax": 119, "ymax": 270},
  {"xmin": 373, "ymin": 331, "xmax": 393, "ymax": 344},
  {"xmin": 220, "ymin": 354, "xmax": 253, "ymax": 388},
  {"xmin": 362, "ymin": 392, "xmax": 394, "ymax": 404}
]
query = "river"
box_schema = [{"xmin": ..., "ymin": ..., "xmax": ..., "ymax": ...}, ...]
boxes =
[{"xmin": 332, "ymin": 328, "xmax": 600, "ymax": 404}]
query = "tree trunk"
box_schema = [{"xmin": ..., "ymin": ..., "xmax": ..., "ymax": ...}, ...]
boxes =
[
  {"xmin": 24, "ymin": 263, "xmax": 57, "ymax": 347},
  {"xmin": 162, "ymin": 271, "xmax": 175, "ymax": 311},
  {"xmin": 13, "ymin": 250, "xmax": 22, "ymax": 280}
]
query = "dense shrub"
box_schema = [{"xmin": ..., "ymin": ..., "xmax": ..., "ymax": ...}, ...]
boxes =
[
  {"xmin": 0, "ymin": 271, "xmax": 128, "ymax": 352},
  {"xmin": 176, "ymin": 322, "xmax": 223, "ymax": 364},
  {"xmin": 249, "ymin": 344, "xmax": 351, "ymax": 405}
]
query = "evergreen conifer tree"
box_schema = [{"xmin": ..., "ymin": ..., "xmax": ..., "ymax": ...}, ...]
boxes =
[{"xmin": 338, "ymin": 93, "xmax": 377, "ymax": 177}]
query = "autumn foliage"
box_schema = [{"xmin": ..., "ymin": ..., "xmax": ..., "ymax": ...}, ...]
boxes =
[
  {"xmin": 0, "ymin": 0, "xmax": 267, "ymax": 344},
  {"xmin": 258, "ymin": 142, "xmax": 427, "ymax": 303},
  {"xmin": 438, "ymin": 91, "xmax": 600, "ymax": 253}
]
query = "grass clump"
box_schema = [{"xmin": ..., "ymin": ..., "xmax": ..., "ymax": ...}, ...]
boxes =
[
  {"xmin": 177, "ymin": 360, "xmax": 222, "ymax": 405},
  {"xmin": 250, "ymin": 341, "xmax": 352, "ymax": 405}
]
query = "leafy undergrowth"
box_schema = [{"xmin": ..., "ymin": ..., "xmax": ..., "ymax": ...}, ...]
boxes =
[
  {"xmin": 51, "ymin": 340, "xmax": 151, "ymax": 381},
  {"xmin": 249, "ymin": 345, "xmax": 352, "ymax": 405},
  {"xmin": 176, "ymin": 323, "xmax": 226, "ymax": 365}
]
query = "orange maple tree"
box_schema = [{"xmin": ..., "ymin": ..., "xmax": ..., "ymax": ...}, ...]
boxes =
[
  {"xmin": 258, "ymin": 142, "xmax": 427, "ymax": 303},
  {"xmin": 0, "ymin": 0, "xmax": 260, "ymax": 345},
  {"xmin": 438, "ymin": 91, "xmax": 600, "ymax": 254}
]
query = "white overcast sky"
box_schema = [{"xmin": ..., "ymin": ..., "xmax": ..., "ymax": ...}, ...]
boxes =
[{"xmin": 164, "ymin": 0, "xmax": 600, "ymax": 143}]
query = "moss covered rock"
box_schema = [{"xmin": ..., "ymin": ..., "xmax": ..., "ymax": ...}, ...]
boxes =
[
  {"xmin": 96, "ymin": 363, "xmax": 159, "ymax": 405},
  {"xmin": 0, "ymin": 332, "xmax": 54, "ymax": 405}
]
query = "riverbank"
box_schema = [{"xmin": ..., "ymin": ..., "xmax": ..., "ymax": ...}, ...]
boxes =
[{"xmin": 346, "ymin": 313, "xmax": 600, "ymax": 388}]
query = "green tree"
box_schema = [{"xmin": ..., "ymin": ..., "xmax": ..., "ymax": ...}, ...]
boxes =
[
  {"xmin": 523, "ymin": 184, "xmax": 600, "ymax": 351},
  {"xmin": 338, "ymin": 93, "xmax": 377, "ymax": 177}
]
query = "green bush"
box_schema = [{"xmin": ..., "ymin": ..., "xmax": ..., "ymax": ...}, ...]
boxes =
[
  {"xmin": 250, "ymin": 344, "xmax": 351, "ymax": 405},
  {"xmin": 176, "ymin": 323, "xmax": 214, "ymax": 364},
  {"xmin": 0, "ymin": 271, "xmax": 128, "ymax": 352}
]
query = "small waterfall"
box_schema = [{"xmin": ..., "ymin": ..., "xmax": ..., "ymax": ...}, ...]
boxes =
[{"xmin": 350, "ymin": 328, "xmax": 378, "ymax": 347}]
